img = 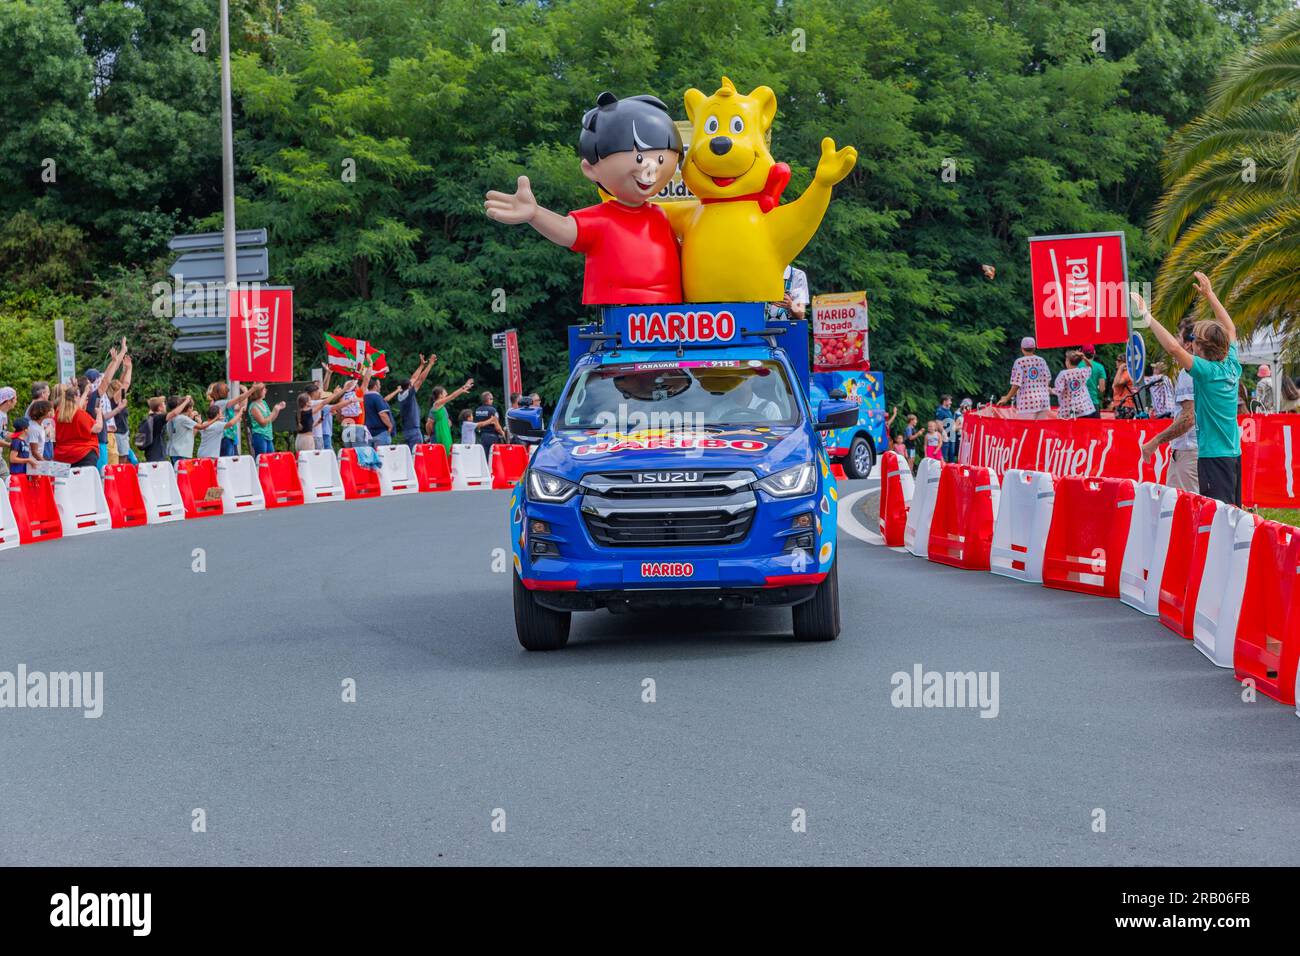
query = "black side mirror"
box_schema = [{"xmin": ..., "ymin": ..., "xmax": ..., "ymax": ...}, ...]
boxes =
[{"xmin": 507, "ymin": 407, "xmax": 544, "ymax": 439}]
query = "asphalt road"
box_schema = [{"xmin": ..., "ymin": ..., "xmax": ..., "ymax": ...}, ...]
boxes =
[{"xmin": 1, "ymin": 483, "xmax": 1297, "ymax": 866}]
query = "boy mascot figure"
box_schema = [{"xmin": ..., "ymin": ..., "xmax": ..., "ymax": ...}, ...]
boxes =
[{"xmin": 484, "ymin": 92, "xmax": 684, "ymax": 305}]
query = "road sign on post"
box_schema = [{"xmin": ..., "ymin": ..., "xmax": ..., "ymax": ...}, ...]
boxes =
[
  {"xmin": 168, "ymin": 234, "xmax": 271, "ymax": 352},
  {"xmin": 1126, "ymin": 331, "xmax": 1146, "ymax": 383},
  {"xmin": 57, "ymin": 341, "xmax": 76, "ymax": 385}
]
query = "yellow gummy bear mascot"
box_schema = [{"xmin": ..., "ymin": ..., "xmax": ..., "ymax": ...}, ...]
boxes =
[{"xmin": 662, "ymin": 77, "xmax": 858, "ymax": 303}]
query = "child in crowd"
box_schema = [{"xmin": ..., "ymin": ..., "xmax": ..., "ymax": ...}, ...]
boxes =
[
  {"xmin": 891, "ymin": 432, "xmax": 907, "ymax": 461},
  {"xmin": 7, "ymin": 416, "xmax": 34, "ymax": 475},
  {"xmin": 904, "ymin": 413, "xmax": 919, "ymax": 463},
  {"xmin": 25, "ymin": 400, "xmax": 52, "ymax": 462},
  {"xmin": 924, "ymin": 420, "xmax": 943, "ymax": 461},
  {"xmin": 195, "ymin": 404, "xmax": 229, "ymax": 459},
  {"xmin": 459, "ymin": 408, "xmax": 476, "ymax": 446}
]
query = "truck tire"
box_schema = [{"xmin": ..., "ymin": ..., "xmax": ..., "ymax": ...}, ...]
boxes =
[
  {"xmin": 792, "ymin": 557, "xmax": 840, "ymax": 642},
  {"xmin": 843, "ymin": 434, "xmax": 875, "ymax": 479},
  {"xmin": 513, "ymin": 573, "xmax": 571, "ymax": 651}
]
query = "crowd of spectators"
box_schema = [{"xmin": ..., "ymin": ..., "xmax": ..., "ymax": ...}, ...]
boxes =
[{"xmin": 2, "ymin": 342, "xmax": 537, "ymax": 479}]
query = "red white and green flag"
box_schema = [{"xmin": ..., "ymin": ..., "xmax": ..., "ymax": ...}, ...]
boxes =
[{"xmin": 324, "ymin": 332, "xmax": 389, "ymax": 378}]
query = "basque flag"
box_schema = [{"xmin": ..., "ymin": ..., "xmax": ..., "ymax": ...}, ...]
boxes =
[{"xmin": 324, "ymin": 332, "xmax": 389, "ymax": 378}]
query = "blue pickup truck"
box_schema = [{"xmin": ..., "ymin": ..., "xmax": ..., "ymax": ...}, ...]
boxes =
[{"xmin": 505, "ymin": 302, "xmax": 859, "ymax": 650}]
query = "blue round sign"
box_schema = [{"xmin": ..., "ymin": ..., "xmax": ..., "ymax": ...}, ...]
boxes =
[{"xmin": 1126, "ymin": 331, "xmax": 1145, "ymax": 382}]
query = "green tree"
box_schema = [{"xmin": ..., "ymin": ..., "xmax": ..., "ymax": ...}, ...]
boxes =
[{"xmin": 1149, "ymin": 9, "xmax": 1300, "ymax": 343}]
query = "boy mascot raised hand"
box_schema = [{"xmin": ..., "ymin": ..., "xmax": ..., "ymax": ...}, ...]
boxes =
[{"xmin": 484, "ymin": 92, "xmax": 684, "ymax": 305}]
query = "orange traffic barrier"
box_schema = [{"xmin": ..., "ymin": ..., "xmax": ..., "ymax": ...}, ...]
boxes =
[
  {"xmin": 339, "ymin": 448, "xmax": 382, "ymax": 500},
  {"xmin": 1157, "ymin": 491, "xmax": 1218, "ymax": 639},
  {"xmin": 927, "ymin": 464, "xmax": 999, "ymax": 571},
  {"xmin": 490, "ymin": 444, "xmax": 530, "ymax": 489},
  {"xmin": 103, "ymin": 463, "xmax": 148, "ymax": 528},
  {"xmin": 1042, "ymin": 476, "xmax": 1135, "ymax": 598},
  {"xmin": 1234, "ymin": 520, "xmax": 1300, "ymax": 706},
  {"xmin": 413, "ymin": 444, "xmax": 452, "ymax": 492},
  {"xmin": 175, "ymin": 458, "xmax": 225, "ymax": 519},
  {"xmin": 257, "ymin": 452, "xmax": 305, "ymax": 509},
  {"xmin": 7, "ymin": 474, "xmax": 63, "ymax": 544}
]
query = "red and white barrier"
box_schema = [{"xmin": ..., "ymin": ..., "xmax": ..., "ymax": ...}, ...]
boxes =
[
  {"xmin": 7, "ymin": 474, "xmax": 62, "ymax": 544},
  {"xmin": 258, "ymin": 452, "xmax": 304, "ymax": 508},
  {"xmin": 1234, "ymin": 521, "xmax": 1300, "ymax": 706},
  {"xmin": 413, "ymin": 443, "xmax": 452, "ymax": 492},
  {"xmin": 1119, "ymin": 483, "xmax": 1177, "ymax": 616},
  {"xmin": 375, "ymin": 444, "xmax": 419, "ymax": 496},
  {"xmin": 490, "ymin": 444, "xmax": 530, "ymax": 490},
  {"xmin": 339, "ymin": 448, "xmax": 382, "ymax": 500},
  {"xmin": 103, "ymin": 463, "xmax": 149, "ymax": 528},
  {"xmin": 217, "ymin": 455, "xmax": 266, "ymax": 514},
  {"xmin": 1194, "ymin": 506, "xmax": 1261, "ymax": 668},
  {"xmin": 904, "ymin": 457, "xmax": 942, "ymax": 559},
  {"xmin": 52, "ymin": 466, "xmax": 111, "ymax": 536},
  {"xmin": 989, "ymin": 469, "xmax": 1054, "ymax": 583},
  {"xmin": 1157, "ymin": 493, "xmax": 1218, "ymax": 639},
  {"xmin": 137, "ymin": 461, "xmax": 186, "ymax": 524},
  {"xmin": 451, "ymin": 444, "xmax": 492, "ymax": 491},
  {"xmin": 927, "ymin": 465, "xmax": 999, "ymax": 571},
  {"xmin": 877, "ymin": 451, "xmax": 913, "ymax": 548},
  {"xmin": 298, "ymin": 450, "xmax": 344, "ymax": 504},
  {"xmin": 176, "ymin": 458, "xmax": 225, "ymax": 519},
  {"xmin": 1042, "ymin": 477, "xmax": 1135, "ymax": 599}
]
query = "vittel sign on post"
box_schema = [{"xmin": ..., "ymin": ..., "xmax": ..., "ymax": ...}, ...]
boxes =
[{"xmin": 1028, "ymin": 231, "xmax": 1130, "ymax": 349}]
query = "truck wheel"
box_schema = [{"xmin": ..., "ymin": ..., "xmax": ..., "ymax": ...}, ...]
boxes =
[
  {"xmin": 843, "ymin": 435, "xmax": 875, "ymax": 479},
  {"xmin": 792, "ymin": 557, "xmax": 840, "ymax": 642},
  {"xmin": 513, "ymin": 573, "xmax": 571, "ymax": 651}
]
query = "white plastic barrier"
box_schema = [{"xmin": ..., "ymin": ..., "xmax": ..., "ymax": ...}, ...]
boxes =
[
  {"xmin": 217, "ymin": 455, "xmax": 266, "ymax": 514},
  {"xmin": 0, "ymin": 483, "xmax": 19, "ymax": 551},
  {"xmin": 52, "ymin": 466, "xmax": 110, "ymax": 536},
  {"xmin": 451, "ymin": 443, "xmax": 492, "ymax": 491},
  {"xmin": 375, "ymin": 444, "xmax": 418, "ymax": 496},
  {"xmin": 137, "ymin": 461, "xmax": 186, "ymax": 524},
  {"xmin": 1118, "ymin": 482, "xmax": 1177, "ymax": 615},
  {"xmin": 989, "ymin": 469, "xmax": 1055, "ymax": 583},
  {"xmin": 297, "ymin": 450, "xmax": 345, "ymax": 504},
  {"xmin": 903, "ymin": 457, "xmax": 943, "ymax": 559},
  {"xmin": 1193, "ymin": 507, "xmax": 1260, "ymax": 668}
]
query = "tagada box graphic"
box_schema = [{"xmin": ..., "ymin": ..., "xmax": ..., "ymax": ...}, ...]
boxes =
[{"xmin": 812, "ymin": 291, "xmax": 869, "ymax": 371}]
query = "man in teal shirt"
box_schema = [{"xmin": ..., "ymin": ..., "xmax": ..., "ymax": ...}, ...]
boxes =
[
  {"xmin": 1081, "ymin": 344, "xmax": 1106, "ymax": 414},
  {"xmin": 1135, "ymin": 272, "xmax": 1241, "ymax": 504}
]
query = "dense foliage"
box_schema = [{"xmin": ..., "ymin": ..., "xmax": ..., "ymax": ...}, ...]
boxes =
[{"xmin": 0, "ymin": 0, "xmax": 1290, "ymax": 416}]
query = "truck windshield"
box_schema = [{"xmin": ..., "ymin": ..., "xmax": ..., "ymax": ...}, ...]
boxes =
[{"xmin": 557, "ymin": 359, "xmax": 800, "ymax": 431}]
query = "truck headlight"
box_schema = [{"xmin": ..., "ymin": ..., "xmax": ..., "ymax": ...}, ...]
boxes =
[
  {"xmin": 755, "ymin": 463, "xmax": 816, "ymax": 498},
  {"xmin": 527, "ymin": 470, "xmax": 579, "ymax": 503}
]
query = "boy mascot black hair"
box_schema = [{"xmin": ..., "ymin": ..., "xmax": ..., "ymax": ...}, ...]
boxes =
[{"xmin": 579, "ymin": 92, "xmax": 683, "ymax": 164}]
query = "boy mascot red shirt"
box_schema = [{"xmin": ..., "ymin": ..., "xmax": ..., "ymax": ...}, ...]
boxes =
[{"xmin": 484, "ymin": 92, "xmax": 683, "ymax": 305}]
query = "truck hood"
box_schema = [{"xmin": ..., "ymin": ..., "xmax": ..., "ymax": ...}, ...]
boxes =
[{"xmin": 531, "ymin": 426, "xmax": 815, "ymax": 479}]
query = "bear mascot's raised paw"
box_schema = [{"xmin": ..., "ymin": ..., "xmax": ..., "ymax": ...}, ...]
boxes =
[{"xmin": 660, "ymin": 76, "xmax": 857, "ymax": 304}]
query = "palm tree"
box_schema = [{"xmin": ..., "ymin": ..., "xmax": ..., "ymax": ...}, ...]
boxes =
[{"xmin": 1149, "ymin": 10, "xmax": 1300, "ymax": 342}]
